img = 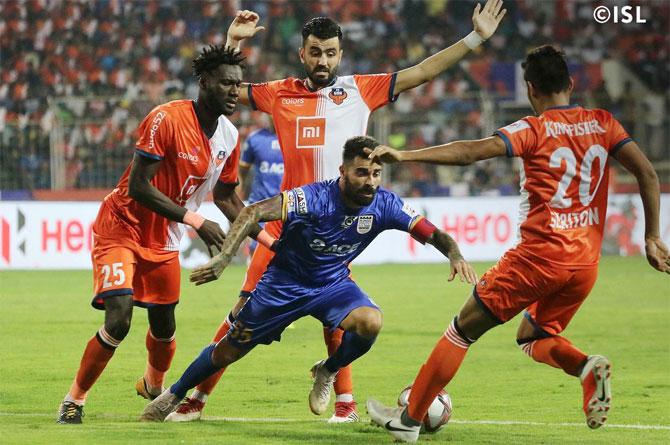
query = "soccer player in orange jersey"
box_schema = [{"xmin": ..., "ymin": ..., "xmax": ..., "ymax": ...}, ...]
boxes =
[
  {"xmin": 56, "ymin": 46, "xmax": 276, "ymax": 424},
  {"xmin": 171, "ymin": 3, "xmax": 507, "ymax": 423},
  {"xmin": 365, "ymin": 45, "xmax": 670, "ymax": 442}
]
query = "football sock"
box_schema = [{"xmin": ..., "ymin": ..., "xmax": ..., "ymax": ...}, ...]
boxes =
[
  {"xmin": 145, "ymin": 329, "xmax": 176, "ymax": 391},
  {"xmin": 407, "ymin": 318, "xmax": 472, "ymax": 423},
  {"xmin": 323, "ymin": 331, "xmax": 376, "ymax": 374},
  {"xmin": 521, "ymin": 335, "xmax": 587, "ymax": 377},
  {"xmin": 193, "ymin": 314, "xmax": 234, "ymax": 396},
  {"xmin": 170, "ymin": 344, "xmax": 219, "ymax": 399},
  {"xmin": 66, "ymin": 327, "xmax": 119, "ymax": 405},
  {"xmin": 324, "ymin": 327, "xmax": 354, "ymax": 396},
  {"xmin": 335, "ymin": 394, "xmax": 354, "ymax": 403}
]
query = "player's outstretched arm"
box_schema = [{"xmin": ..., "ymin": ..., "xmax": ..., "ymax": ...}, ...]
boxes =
[
  {"xmin": 225, "ymin": 10, "xmax": 265, "ymax": 106},
  {"xmin": 367, "ymin": 136, "xmax": 506, "ymax": 166},
  {"xmin": 190, "ymin": 193, "xmax": 283, "ymax": 285},
  {"xmin": 128, "ymin": 153, "xmax": 226, "ymax": 250},
  {"xmin": 392, "ymin": 0, "xmax": 506, "ymax": 95},
  {"xmin": 613, "ymin": 141, "xmax": 670, "ymax": 273},
  {"xmin": 427, "ymin": 229, "xmax": 479, "ymax": 284}
]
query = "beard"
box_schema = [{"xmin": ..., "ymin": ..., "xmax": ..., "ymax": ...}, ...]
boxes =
[
  {"xmin": 306, "ymin": 64, "xmax": 338, "ymax": 87},
  {"xmin": 343, "ymin": 176, "xmax": 377, "ymax": 206}
]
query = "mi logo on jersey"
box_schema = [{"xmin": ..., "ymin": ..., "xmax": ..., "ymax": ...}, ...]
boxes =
[
  {"xmin": 328, "ymin": 87, "xmax": 347, "ymax": 105},
  {"xmin": 357, "ymin": 215, "xmax": 374, "ymax": 234},
  {"xmin": 296, "ymin": 117, "xmax": 325, "ymax": 148}
]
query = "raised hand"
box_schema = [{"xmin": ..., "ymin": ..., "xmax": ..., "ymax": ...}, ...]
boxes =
[
  {"xmin": 472, "ymin": 0, "xmax": 506, "ymax": 40},
  {"xmin": 645, "ymin": 237, "xmax": 670, "ymax": 273},
  {"xmin": 227, "ymin": 10, "xmax": 265, "ymax": 44},
  {"xmin": 364, "ymin": 146, "xmax": 403, "ymax": 164}
]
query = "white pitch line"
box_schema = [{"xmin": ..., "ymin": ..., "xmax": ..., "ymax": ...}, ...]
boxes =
[{"xmin": 3, "ymin": 413, "xmax": 669, "ymax": 431}]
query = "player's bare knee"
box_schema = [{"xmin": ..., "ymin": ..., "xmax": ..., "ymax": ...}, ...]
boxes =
[
  {"xmin": 103, "ymin": 295, "xmax": 133, "ymax": 341},
  {"xmin": 356, "ymin": 308, "xmax": 383, "ymax": 338},
  {"xmin": 456, "ymin": 295, "xmax": 498, "ymax": 341},
  {"xmin": 516, "ymin": 317, "xmax": 536, "ymax": 343},
  {"xmin": 148, "ymin": 305, "xmax": 176, "ymax": 339}
]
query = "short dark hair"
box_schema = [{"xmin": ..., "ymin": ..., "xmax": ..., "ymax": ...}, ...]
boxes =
[
  {"xmin": 343, "ymin": 136, "xmax": 379, "ymax": 163},
  {"xmin": 522, "ymin": 45, "xmax": 570, "ymax": 95},
  {"xmin": 192, "ymin": 45, "xmax": 246, "ymax": 79},
  {"xmin": 302, "ymin": 17, "xmax": 342, "ymax": 44}
]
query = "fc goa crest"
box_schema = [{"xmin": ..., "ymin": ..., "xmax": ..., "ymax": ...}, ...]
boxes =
[{"xmin": 328, "ymin": 87, "xmax": 347, "ymax": 105}]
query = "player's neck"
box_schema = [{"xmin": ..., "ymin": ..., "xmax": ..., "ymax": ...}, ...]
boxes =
[
  {"xmin": 192, "ymin": 99, "xmax": 219, "ymax": 138},
  {"xmin": 534, "ymin": 93, "xmax": 571, "ymax": 114}
]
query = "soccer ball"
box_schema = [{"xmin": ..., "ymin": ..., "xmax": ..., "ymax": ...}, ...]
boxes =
[{"xmin": 397, "ymin": 385, "xmax": 452, "ymax": 433}]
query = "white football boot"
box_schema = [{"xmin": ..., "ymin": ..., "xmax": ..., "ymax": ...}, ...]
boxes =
[
  {"xmin": 367, "ymin": 398, "xmax": 420, "ymax": 443},
  {"xmin": 309, "ymin": 360, "xmax": 336, "ymax": 415},
  {"xmin": 139, "ymin": 389, "xmax": 182, "ymax": 422}
]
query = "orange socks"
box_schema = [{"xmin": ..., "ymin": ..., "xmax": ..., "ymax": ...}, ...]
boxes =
[
  {"xmin": 521, "ymin": 335, "xmax": 587, "ymax": 377},
  {"xmin": 194, "ymin": 316, "xmax": 233, "ymax": 395},
  {"xmin": 66, "ymin": 329, "xmax": 117, "ymax": 404},
  {"xmin": 144, "ymin": 329, "xmax": 176, "ymax": 390},
  {"xmin": 407, "ymin": 319, "xmax": 471, "ymax": 422},
  {"xmin": 324, "ymin": 327, "xmax": 353, "ymax": 396}
]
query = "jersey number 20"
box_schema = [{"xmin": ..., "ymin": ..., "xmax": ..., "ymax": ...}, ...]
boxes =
[{"xmin": 549, "ymin": 144, "xmax": 608, "ymax": 209}]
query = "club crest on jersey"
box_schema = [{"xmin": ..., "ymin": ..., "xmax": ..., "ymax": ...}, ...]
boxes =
[
  {"xmin": 217, "ymin": 150, "xmax": 226, "ymax": 160},
  {"xmin": 328, "ymin": 87, "xmax": 347, "ymax": 105},
  {"xmin": 357, "ymin": 215, "xmax": 374, "ymax": 234},
  {"xmin": 342, "ymin": 216, "xmax": 358, "ymax": 228}
]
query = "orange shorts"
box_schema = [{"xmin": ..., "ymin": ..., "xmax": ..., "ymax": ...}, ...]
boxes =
[
  {"xmin": 240, "ymin": 219, "xmax": 282, "ymax": 295},
  {"xmin": 90, "ymin": 203, "xmax": 181, "ymax": 310},
  {"xmin": 474, "ymin": 248, "xmax": 598, "ymax": 335}
]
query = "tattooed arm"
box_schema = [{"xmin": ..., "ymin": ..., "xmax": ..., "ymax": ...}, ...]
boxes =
[{"xmin": 190, "ymin": 194, "xmax": 283, "ymax": 285}]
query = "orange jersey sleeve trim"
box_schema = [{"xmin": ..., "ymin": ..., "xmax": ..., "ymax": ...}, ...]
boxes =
[{"xmin": 353, "ymin": 73, "xmax": 398, "ymax": 111}]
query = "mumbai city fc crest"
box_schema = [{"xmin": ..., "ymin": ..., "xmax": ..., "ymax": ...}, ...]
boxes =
[
  {"xmin": 342, "ymin": 216, "xmax": 358, "ymax": 228},
  {"xmin": 329, "ymin": 87, "xmax": 347, "ymax": 105},
  {"xmin": 357, "ymin": 215, "xmax": 374, "ymax": 234}
]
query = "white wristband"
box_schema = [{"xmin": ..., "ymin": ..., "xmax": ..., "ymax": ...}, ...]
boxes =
[{"xmin": 463, "ymin": 31, "xmax": 485, "ymax": 50}]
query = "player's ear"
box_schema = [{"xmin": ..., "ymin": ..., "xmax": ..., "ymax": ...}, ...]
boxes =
[
  {"xmin": 299, "ymin": 47, "xmax": 305, "ymax": 64},
  {"xmin": 568, "ymin": 77, "xmax": 575, "ymax": 93},
  {"xmin": 526, "ymin": 81, "xmax": 537, "ymax": 98},
  {"xmin": 339, "ymin": 164, "xmax": 345, "ymax": 176}
]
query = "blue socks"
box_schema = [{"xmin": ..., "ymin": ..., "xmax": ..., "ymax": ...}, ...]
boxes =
[
  {"xmin": 324, "ymin": 331, "xmax": 376, "ymax": 373},
  {"xmin": 170, "ymin": 344, "xmax": 219, "ymax": 399}
]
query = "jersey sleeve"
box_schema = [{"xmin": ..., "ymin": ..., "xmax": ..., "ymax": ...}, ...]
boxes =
[
  {"xmin": 493, "ymin": 118, "xmax": 538, "ymax": 158},
  {"xmin": 135, "ymin": 107, "xmax": 173, "ymax": 160},
  {"xmin": 240, "ymin": 134, "xmax": 255, "ymax": 167},
  {"xmin": 353, "ymin": 73, "xmax": 399, "ymax": 111},
  {"xmin": 383, "ymin": 193, "xmax": 437, "ymax": 244},
  {"xmin": 281, "ymin": 183, "xmax": 322, "ymax": 223},
  {"xmin": 248, "ymin": 80, "xmax": 283, "ymax": 113},
  {"xmin": 604, "ymin": 112, "xmax": 633, "ymax": 156},
  {"xmin": 218, "ymin": 137, "xmax": 241, "ymax": 185}
]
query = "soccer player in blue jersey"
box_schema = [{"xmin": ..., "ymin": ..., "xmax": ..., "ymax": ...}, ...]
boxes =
[
  {"xmin": 140, "ymin": 136, "xmax": 477, "ymax": 421},
  {"xmin": 238, "ymin": 125, "xmax": 283, "ymax": 257}
]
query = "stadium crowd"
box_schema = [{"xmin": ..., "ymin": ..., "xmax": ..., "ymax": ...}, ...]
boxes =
[{"xmin": 1, "ymin": 0, "xmax": 668, "ymax": 195}]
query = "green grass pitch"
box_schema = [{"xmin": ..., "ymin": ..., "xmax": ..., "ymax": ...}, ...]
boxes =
[{"xmin": 1, "ymin": 256, "xmax": 668, "ymax": 444}]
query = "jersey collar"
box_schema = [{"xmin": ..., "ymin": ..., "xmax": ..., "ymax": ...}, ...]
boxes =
[
  {"xmin": 304, "ymin": 76, "xmax": 338, "ymax": 92},
  {"xmin": 545, "ymin": 104, "xmax": 579, "ymax": 111}
]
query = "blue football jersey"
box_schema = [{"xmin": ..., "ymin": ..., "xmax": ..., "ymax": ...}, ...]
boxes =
[
  {"xmin": 269, "ymin": 179, "xmax": 423, "ymax": 285},
  {"xmin": 240, "ymin": 129, "xmax": 284, "ymax": 203}
]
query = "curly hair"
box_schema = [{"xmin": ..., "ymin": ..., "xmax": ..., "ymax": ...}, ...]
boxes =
[
  {"xmin": 343, "ymin": 136, "xmax": 380, "ymax": 162},
  {"xmin": 192, "ymin": 45, "xmax": 246, "ymax": 78}
]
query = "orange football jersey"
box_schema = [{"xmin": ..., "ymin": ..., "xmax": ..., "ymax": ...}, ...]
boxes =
[
  {"xmin": 103, "ymin": 100, "xmax": 240, "ymax": 251},
  {"xmin": 248, "ymin": 74, "xmax": 397, "ymax": 191},
  {"xmin": 495, "ymin": 105, "xmax": 631, "ymax": 268}
]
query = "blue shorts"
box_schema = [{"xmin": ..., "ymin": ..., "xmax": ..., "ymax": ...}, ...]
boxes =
[{"xmin": 227, "ymin": 271, "xmax": 379, "ymax": 350}]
